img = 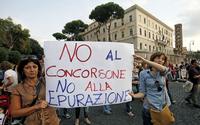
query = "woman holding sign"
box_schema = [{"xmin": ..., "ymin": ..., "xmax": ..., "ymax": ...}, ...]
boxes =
[
  {"xmin": 10, "ymin": 56, "xmax": 60, "ymax": 125},
  {"xmin": 129, "ymin": 52, "xmax": 175, "ymax": 125}
]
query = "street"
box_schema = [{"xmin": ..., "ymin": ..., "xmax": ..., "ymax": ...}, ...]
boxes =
[{"xmin": 60, "ymin": 81, "xmax": 200, "ymax": 125}]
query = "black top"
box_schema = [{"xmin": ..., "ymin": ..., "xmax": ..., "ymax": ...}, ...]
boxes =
[{"xmin": 189, "ymin": 66, "xmax": 200, "ymax": 84}]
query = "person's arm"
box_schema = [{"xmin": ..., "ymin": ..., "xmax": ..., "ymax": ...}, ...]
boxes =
[
  {"xmin": 134, "ymin": 54, "xmax": 167, "ymax": 72},
  {"xmin": 129, "ymin": 92, "xmax": 144, "ymax": 98},
  {"xmin": 10, "ymin": 94, "xmax": 48, "ymax": 118},
  {"xmin": 129, "ymin": 70, "xmax": 146, "ymax": 99}
]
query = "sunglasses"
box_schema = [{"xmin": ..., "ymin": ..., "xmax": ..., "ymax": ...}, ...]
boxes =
[
  {"xmin": 155, "ymin": 80, "xmax": 162, "ymax": 92},
  {"xmin": 21, "ymin": 55, "xmax": 38, "ymax": 61}
]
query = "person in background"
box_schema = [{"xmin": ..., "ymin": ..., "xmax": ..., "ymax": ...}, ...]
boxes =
[
  {"xmin": 174, "ymin": 64, "xmax": 179, "ymax": 81},
  {"xmin": 166, "ymin": 71, "xmax": 176, "ymax": 104},
  {"xmin": 103, "ymin": 105, "xmax": 112, "ymax": 115},
  {"xmin": 138, "ymin": 62, "xmax": 149, "ymax": 76},
  {"xmin": 10, "ymin": 56, "xmax": 60, "ymax": 125},
  {"xmin": 185, "ymin": 59, "xmax": 200, "ymax": 108},
  {"xmin": 57, "ymin": 108, "xmax": 71, "ymax": 119},
  {"xmin": 2, "ymin": 68, "xmax": 18, "ymax": 93},
  {"xmin": 129, "ymin": 52, "xmax": 172, "ymax": 125},
  {"xmin": 74, "ymin": 107, "xmax": 91, "ymax": 125},
  {"xmin": 0, "ymin": 61, "xmax": 18, "ymax": 94}
]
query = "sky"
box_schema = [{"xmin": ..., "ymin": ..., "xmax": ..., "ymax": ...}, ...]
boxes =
[{"xmin": 0, "ymin": 0, "xmax": 200, "ymax": 51}]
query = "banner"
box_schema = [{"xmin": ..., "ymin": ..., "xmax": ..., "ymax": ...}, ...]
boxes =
[{"xmin": 44, "ymin": 41, "xmax": 134, "ymax": 108}]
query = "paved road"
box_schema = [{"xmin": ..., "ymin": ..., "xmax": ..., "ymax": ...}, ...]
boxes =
[{"xmin": 60, "ymin": 82, "xmax": 200, "ymax": 125}]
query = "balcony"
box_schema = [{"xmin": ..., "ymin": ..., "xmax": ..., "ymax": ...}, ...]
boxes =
[{"xmin": 155, "ymin": 39, "xmax": 167, "ymax": 46}]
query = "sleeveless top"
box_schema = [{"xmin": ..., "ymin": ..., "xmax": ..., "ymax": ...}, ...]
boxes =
[{"xmin": 12, "ymin": 78, "xmax": 60, "ymax": 125}]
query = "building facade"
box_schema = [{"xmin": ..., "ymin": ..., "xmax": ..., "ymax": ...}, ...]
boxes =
[{"xmin": 82, "ymin": 4, "xmax": 175, "ymax": 60}]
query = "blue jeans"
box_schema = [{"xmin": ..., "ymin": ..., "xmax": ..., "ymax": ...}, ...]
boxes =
[
  {"xmin": 142, "ymin": 108, "xmax": 152, "ymax": 125},
  {"xmin": 57, "ymin": 108, "xmax": 68, "ymax": 117},
  {"xmin": 125, "ymin": 102, "xmax": 132, "ymax": 113}
]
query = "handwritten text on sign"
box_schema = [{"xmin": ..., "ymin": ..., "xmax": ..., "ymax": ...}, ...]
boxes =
[{"xmin": 44, "ymin": 41, "xmax": 134, "ymax": 108}]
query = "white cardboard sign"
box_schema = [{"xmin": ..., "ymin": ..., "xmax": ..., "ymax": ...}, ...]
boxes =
[{"xmin": 44, "ymin": 41, "xmax": 134, "ymax": 108}]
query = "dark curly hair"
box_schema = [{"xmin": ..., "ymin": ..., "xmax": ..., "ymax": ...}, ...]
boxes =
[
  {"xmin": 17, "ymin": 57, "xmax": 42, "ymax": 81},
  {"xmin": 150, "ymin": 52, "xmax": 167, "ymax": 66}
]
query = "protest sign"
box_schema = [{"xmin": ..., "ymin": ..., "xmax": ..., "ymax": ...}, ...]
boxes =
[{"xmin": 44, "ymin": 41, "xmax": 134, "ymax": 108}]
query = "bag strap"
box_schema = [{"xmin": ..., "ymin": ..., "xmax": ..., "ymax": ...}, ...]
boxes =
[
  {"xmin": 20, "ymin": 78, "xmax": 42, "ymax": 123},
  {"xmin": 30, "ymin": 78, "xmax": 42, "ymax": 106}
]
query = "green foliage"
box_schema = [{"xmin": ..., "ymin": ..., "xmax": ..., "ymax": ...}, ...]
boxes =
[
  {"xmin": 89, "ymin": 2, "xmax": 124, "ymax": 24},
  {"xmin": 0, "ymin": 17, "xmax": 44, "ymax": 63},
  {"xmin": 62, "ymin": 20, "xmax": 88, "ymax": 35},
  {"xmin": 0, "ymin": 17, "xmax": 30, "ymax": 51},
  {"xmin": 0, "ymin": 47, "xmax": 8, "ymax": 63},
  {"xmin": 29, "ymin": 38, "xmax": 43, "ymax": 57},
  {"xmin": 52, "ymin": 20, "xmax": 88, "ymax": 41},
  {"xmin": 8, "ymin": 50, "xmax": 21, "ymax": 65},
  {"xmin": 52, "ymin": 32, "xmax": 67, "ymax": 40},
  {"xmin": 89, "ymin": 2, "xmax": 124, "ymax": 41}
]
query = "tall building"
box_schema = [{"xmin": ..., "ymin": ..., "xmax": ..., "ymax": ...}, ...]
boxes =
[
  {"xmin": 81, "ymin": 4, "xmax": 174, "ymax": 59},
  {"xmin": 174, "ymin": 24, "xmax": 183, "ymax": 54}
]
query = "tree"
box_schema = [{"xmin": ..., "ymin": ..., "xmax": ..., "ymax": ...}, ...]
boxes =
[
  {"xmin": 29, "ymin": 38, "xmax": 43, "ymax": 57},
  {"xmin": 8, "ymin": 50, "xmax": 21, "ymax": 65},
  {"xmin": 0, "ymin": 17, "xmax": 30, "ymax": 51},
  {"xmin": 52, "ymin": 32, "xmax": 67, "ymax": 41},
  {"xmin": 89, "ymin": 2, "xmax": 124, "ymax": 41},
  {"xmin": 0, "ymin": 47, "xmax": 8, "ymax": 63},
  {"xmin": 52, "ymin": 20, "xmax": 88, "ymax": 41}
]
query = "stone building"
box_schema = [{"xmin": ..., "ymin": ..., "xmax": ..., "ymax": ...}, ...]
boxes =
[{"xmin": 81, "ymin": 4, "xmax": 183, "ymax": 64}]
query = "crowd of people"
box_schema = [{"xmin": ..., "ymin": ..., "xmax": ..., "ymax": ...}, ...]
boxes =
[{"xmin": 0, "ymin": 52, "xmax": 199, "ymax": 125}]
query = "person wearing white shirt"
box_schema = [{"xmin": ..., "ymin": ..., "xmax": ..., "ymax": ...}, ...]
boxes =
[{"xmin": 3, "ymin": 69, "xmax": 18, "ymax": 92}]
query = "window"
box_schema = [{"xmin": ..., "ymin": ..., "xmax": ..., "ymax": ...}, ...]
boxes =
[
  {"xmin": 130, "ymin": 29, "xmax": 133, "ymax": 36},
  {"xmin": 114, "ymin": 33, "xmax": 117, "ymax": 40},
  {"xmin": 144, "ymin": 30, "xmax": 146, "ymax": 37},
  {"xmin": 129, "ymin": 15, "xmax": 132, "ymax": 22},
  {"xmin": 121, "ymin": 31, "xmax": 124, "ymax": 38},
  {"xmin": 114, "ymin": 22, "xmax": 117, "ymax": 28},
  {"xmin": 144, "ymin": 44, "xmax": 147, "ymax": 50},
  {"xmin": 103, "ymin": 28, "xmax": 106, "ymax": 33},
  {"xmin": 140, "ymin": 43, "xmax": 142, "ymax": 50},
  {"xmin": 121, "ymin": 19, "xmax": 124, "ymax": 26},
  {"xmin": 139, "ymin": 28, "xmax": 142, "ymax": 35},
  {"xmin": 144, "ymin": 18, "xmax": 146, "ymax": 24},
  {"xmin": 149, "ymin": 45, "xmax": 151, "ymax": 51},
  {"xmin": 149, "ymin": 32, "xmax": 151, "ymax": 38}
]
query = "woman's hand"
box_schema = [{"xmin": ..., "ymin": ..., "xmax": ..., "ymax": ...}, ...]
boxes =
[
  {"xmin": 133, "ymin": 54, "xmax": 145, "ymax": 63},
  {"xmin": 129, "ymin": 92, "xmax": 135, "ymax": 98},
  {"xmin": 34, "ymin": 100, "xmax": 48, "ymax": 110}
]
